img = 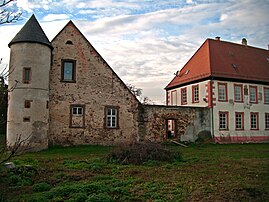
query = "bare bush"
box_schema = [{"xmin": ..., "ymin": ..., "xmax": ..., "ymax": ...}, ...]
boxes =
[
  {"xmin": 107, "ymin": 142, "xmax": 182, "ymax": 165},
  {"xmin": 0, "ymin": 134, "xmax": 30, "ymax": 164}
]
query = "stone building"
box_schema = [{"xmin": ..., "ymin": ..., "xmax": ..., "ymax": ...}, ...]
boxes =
[{"xmin": 7, "ymin": 15, "xmax": 210, "ymax": 151}]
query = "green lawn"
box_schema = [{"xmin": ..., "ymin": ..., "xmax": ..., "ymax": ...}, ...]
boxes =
[{"xmin": 1, "ymin": 143, "xmax": 269, "ymax": 201}]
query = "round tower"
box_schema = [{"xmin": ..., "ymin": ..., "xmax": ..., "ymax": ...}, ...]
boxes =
[{"xmin": 7, "ymin": 15, "xmax": 52, "ymax": 151}]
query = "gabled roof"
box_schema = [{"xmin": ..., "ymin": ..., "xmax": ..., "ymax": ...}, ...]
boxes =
[
  {"xmin": 165, "ymin": 39, "xmax": 269, "ymax": 90},
  {"xmin": 8, "ymin": 14, "xmax": 52, "ymax": 49},
  {"xmin": 52, "ymin": 20, "xmax": 141, "ymax": 104}
]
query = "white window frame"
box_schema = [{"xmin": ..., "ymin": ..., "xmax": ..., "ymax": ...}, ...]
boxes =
[
  {"xmin": 234, "ymin": 84, "xmax": 243, "ymax": 102},
  {"xmin": 218, "ymin": 83, "xmax": 227, "ymax": 101},
  {"xmin": 219, "ymin": 111, "xmax": 228, "ymax": 130},
  {"xmin": 249, "ymin": 86, "xmax": 257, "ymax": 103},
  {"xmin": 106, "ymin": 107, "xmax": 118, "ymax": 128},
  {"xmin": 250, "ymin": 112, "xmax": 259, "ymax": 130},
  {"xmin": 72, "ymin": 106, "xmax": 83, "ymax": 116}
]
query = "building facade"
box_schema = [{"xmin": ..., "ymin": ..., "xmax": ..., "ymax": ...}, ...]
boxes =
[
  {"xmin": 7, "ymin": 15, "xmax": 211, "ymax": 151},
  {"xmin": 166, "ymin": 38, "xmax": 269, "ymax": 143}
]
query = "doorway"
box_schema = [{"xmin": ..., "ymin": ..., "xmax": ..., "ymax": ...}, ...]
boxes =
[{"xmin": 166, "ymin": 119, "xmax": 177, "ymax": 139}]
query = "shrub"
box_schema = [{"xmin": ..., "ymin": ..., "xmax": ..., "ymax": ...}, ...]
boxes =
[
  {"xmin": 86, "ymin": 193, "xmax": 115, "ymax": 202},
  {"xmin": 107, "ymin": 142, "xmax": 182, "ymax": 165},
  {"xmin": 33, "ymin": 182, "xmax": 51, "ymax": 192}
]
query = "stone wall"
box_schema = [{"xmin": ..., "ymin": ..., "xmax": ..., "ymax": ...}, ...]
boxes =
[
  {"xmin": 138, "ymin": 105, "xmax": 211, "ymax": 142},
  {"xmin": 49, "ymin": 22, "xmax": 140, "ymax": 146}
]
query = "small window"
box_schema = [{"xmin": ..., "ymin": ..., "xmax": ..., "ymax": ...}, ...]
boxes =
[
  {"xmin": 219, "ymin": 111, "xmax": 228, "ymax": 130},
  {"xmin": 24, "ymin": 100, "xmax": 32, "ymax": 108},
  {"xmin": 181, "ymin": 88, "xmax": 187, "ymax": 105},
  {"xmin": 66, "ymin": 40, "xmax": 73, "ymax": 45},
  {"xmin": 235, "ymin": 112, "xmax": 244, "ymax": 130},
  {"xmin": 23, "ymin": 67, "xmax": 31, "ymax": 84},
  {"xmin": 23, "ymin": 117, "xmax": 30, "ymax": 122},
  {"xmin": 264, "ymin": 87, "xmax": 269, "ymax": 104},
  {"xmin": 192, "ymin": 85, "xmax": 199, "ymax": 103},
  {"xmin": 265, "ymin": 113, "xmax": 269, "ymax": 130},
  {"xmin": 249, "ymin": 86, "xmax": 257, "ymax": 103},
  {"xmin": 70, "ymin": 105, "xmax": 85, "ymax": 128},
  {"xmin": 234, "ymin": 84, "xmax": 243, "ymax": 102},
  {"xmin": 72, "ymin": 106, "xmax": 83, "ymax": 116},
  {"xmin": 250, "ymin": 112, "xmax": 259, "ymax": 130},
  {"xmin": 105, "ymin": 106, "xmax": 119, "ymax": 129},
  {"xmin": 61, "ymin": 59, "xmax": 76, "ymax": 82},
  {"xmin": 218, "ymin": 83, "xmax": 227, "ymax": 101}
]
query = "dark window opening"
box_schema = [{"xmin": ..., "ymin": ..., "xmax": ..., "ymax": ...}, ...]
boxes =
[
  {"xmin": 66, "ymin": 40, "xmax": 73, "ymax": 45},
  {"xmin": 23, "ymin": 117, "xmax": 30, "ymax": 122},
  {"xmin": 23, "ymin": 67, "xmax": 31, "ymax": 84},
  {"xmin": 24, "ymin": 100, "xmax": 32, "ymax": 108}
]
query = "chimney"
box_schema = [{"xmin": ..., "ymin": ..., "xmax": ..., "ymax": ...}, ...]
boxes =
[
  {"xmin": 215, "ymin": 36, "xmax": 220, "ymax": 41},
  {"xmin": 242, "ymin": 38, "xmax": 247, "ymax": 46}
]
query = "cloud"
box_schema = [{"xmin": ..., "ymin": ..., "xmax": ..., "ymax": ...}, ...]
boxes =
[
  {"xmin": 42, "ymin": 14, "xmax": 70, "ymax": 22},
  {"xmin": 1, "ymin": 0, "xmax": 268, "ymax": 104}
]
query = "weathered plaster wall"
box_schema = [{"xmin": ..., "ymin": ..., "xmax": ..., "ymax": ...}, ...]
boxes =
[
  {"xmin": 7, "ymin": 43, "xmax": 50, "ymax": 151},
  {"xmin": 49, "ymin": 22, "xmax": 140, "ymax": 146},
  {"xmin": 138, "ymin": 105, "xmax": 211, "ymax": 142}
]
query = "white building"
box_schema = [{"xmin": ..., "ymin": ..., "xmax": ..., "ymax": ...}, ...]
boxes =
[{"xmin": 166, "ymin": 38, "xmax": 269, "ymax": 143}]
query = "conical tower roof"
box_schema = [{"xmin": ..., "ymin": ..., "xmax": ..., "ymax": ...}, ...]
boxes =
[{"xmin": 8, "ymin": 14, "xmax": 52, "ymax": 49}]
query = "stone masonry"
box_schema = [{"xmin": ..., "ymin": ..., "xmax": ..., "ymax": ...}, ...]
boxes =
[{"xmin": 49, "ymin": 21, "xmax": 140, "ymax": 146}]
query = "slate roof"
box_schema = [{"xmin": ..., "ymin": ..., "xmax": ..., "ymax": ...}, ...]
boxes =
[
  {"xmin": 8, "ymin": 14, "xmax": 52, "ymax": 49},
  {"xmin": 165, "ymin": 39, "xmax": 269, "ymax": 90}
]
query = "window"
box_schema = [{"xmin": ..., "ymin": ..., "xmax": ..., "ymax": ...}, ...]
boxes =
[
  {"xmin": 181, "ymin": 88, "xmax": 187, "ymax": 105},
  {"xmin": 70, "ymin": 104, "xmax": 85, "ymax": 128},
  {"xmin": 265, "ymin": 113, "xmax": 269, "ymax": 129},
  {"xmin": 61, "ymin": 59, "xmax": 76, "ymax": 82},
  {"xmin": 235, "ymin": 112, "xmax": 244, "ymax": 130},
  {"xmin": 72, "ymin": 106, "xmax": 83, "ymax": 116},
  {"xmin": 192, "ymin": 85, "xmax": 199, "ymax": 103},
  {"xmin": 250, "ymin": 112, "xmax": 259, "ymax": 130},
  {"xmin": 218, "ymin": 83, "xmax": 227, "ymax": 101},
  {"xmin": 23, "ymin": 67, "xmax": 31, "ymax": 84},
  {"xmin": 234, "ymin": 84, "xmax": 243, "ymax": 102},
  {"xmin": 171, "ymin": 90, "xmax": 177, "ymax": 106},
  {"xmin": 23, "ymin": 117, "xmax": 30, "ymax": 122},
  {"xmin": 249, "ymin": 86, "xmax": 257, "ymax": 103},
  {"xmin": 264, "ymin": 87, "xmax": 269, "ymax": 104},
  {"xmin": 219, "ymin": 111, "xmax": 228, "ymax": 130},
  {"xmin": 105, "ymin": 106, "xmax": 119, "ymax": 129},
  {"xmin": 24, "ymin": 100, "xmax": 32, "ymax": 108}
]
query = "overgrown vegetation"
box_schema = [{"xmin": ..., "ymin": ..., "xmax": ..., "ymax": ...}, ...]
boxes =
[
  {"xmin": 0, "ymin": 143, "xmax": 268, "ymax": 201},
  {"xmin": 107, "ymin": 142, "xmax": 182, "ymax": 165}
]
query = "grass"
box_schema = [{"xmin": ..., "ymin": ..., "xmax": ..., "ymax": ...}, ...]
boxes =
[{"xmin": 0, "ymin": 143, "xmax": 268, "ymax": 201}]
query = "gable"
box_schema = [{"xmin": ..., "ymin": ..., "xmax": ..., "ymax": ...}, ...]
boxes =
[
  {"xmin": 165, "ymin": 39, "xmax": 211, "ymax": 90},
  {"xmin": 51, "ymin": 21, "xmax": 140, "ymax": 104}
]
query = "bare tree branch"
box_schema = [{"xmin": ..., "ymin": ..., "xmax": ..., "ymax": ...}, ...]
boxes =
[
  {"xmin": 0, "ymin": 0, "xmax": 21, "ymax": 25},
  {"xmin": 0, "ymin": 134, "xmax": 31, "ymax": 164}
]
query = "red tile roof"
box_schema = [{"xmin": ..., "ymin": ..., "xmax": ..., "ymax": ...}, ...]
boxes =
[{"xmin": 165, "ymin": 39, "xmax": 269, "ymax": 90}]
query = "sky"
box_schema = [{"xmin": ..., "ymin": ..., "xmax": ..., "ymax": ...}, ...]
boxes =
[{"xmin": 0, "ymin": 0, "xmax": 268, "ymax": 104}]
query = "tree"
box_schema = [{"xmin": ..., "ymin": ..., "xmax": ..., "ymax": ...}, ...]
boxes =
[
  {"xmin": 126, "ymin": 83, "xmax": 154, "ymax": 104},
  {"xmin": 0, "ymin": 0, "xmax": 21, "ymax": 25}
]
